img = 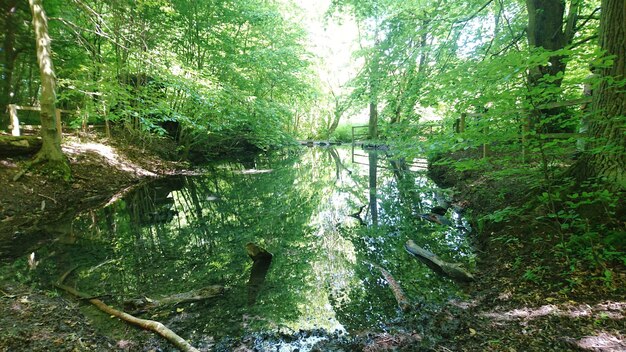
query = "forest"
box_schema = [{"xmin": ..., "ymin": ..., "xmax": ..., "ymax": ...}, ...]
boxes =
[{"xmin": 0, "ymin": 0, "xmax": 624, "ymax": 351}]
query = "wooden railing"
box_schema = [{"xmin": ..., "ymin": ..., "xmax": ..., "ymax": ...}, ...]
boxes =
[
  {"xmin": 351, "ymin": 125, "xmax": 369, "ymax": 144},
  {"xmin": 6, "ymin": 104, "xmax": 108, "ymax": 140},
  {"xmin": 454, "ymin": 97, "xmax": 592, "ymax": 160},
  {"xmin": 7, "ymin": 104, "xmax": 71, "ymax": 139}
]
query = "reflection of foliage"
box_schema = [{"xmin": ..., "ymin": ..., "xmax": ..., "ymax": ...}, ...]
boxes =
[{"xmin": 30, "ymin": 147, "xmax": 474, "ymax": 343}]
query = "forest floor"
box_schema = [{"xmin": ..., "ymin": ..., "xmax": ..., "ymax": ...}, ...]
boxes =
[
  {"xmin": 0, "ymin": 132, "xmax": 191, "ymax": 351},
  {"xmin": 428, "ymin": 150, "xmax": 626, "ymax": 352},
  {"xmin": 1, "ymin": 137, "xmax": 625, "ymax": 351}
]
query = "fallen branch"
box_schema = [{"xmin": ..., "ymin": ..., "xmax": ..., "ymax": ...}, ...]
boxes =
[
  {"xmin": 405, "ymin": 240, "xmax": 474, "ymax": 282},
  {"xmin": 37, "ymin": 193, "xmax": 58, "ymax": 204},
  {"xmin": 55, "ymin": 267, "xmax": 199, "ymax": 352},
  {"xmin": 124, "ymin": 285, "xmax": 223, "ymax": 313},
  {"xmin": 375, "ymin": 265, "xmax": 411, "ymax": 311}
]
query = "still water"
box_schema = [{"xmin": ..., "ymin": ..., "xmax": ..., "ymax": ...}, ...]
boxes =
[{"xmin": 17, "ymin": 146, "xmax": 474, "ymax": 350}]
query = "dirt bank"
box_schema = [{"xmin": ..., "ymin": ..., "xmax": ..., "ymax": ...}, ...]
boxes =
[
  {"xmin": 428, "ymin": 153, "xmax": 626, "ymax": 351},
  {"xmin": 0, "ymin": 133, "xmax": 190, "ymax": 351}
]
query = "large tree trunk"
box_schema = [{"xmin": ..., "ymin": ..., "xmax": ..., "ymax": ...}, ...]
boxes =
[
  {"xmin": 526, "ymin": 0, "xmax": 579, "ymax": 132},
  {"xmin": 28, "ymin": 0, "xmax": 69, "ymax": 177},
  {"xmin": 526, "ymin": 0, "xmax": 568, "ymax": 88},
  {"xmin": 570, "ymin": 0, "xmax": 625, "ymax": 189}
]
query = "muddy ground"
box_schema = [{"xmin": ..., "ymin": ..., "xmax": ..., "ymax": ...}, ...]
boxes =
[{"xmin": 1, "ymin": 136, "xmax": 624, "ymax": 351}]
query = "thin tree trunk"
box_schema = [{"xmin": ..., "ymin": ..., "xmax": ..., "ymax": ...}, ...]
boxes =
[
  {"xmin": 368, "ymin": 102, "xmax": 378, "ymax": 139},
  {"xmin": 368, "ymin": 41, "xmax": 380, "ymax": 140},
  {"xmin": 1, "ymin": 0, "xmax": 19, "ymax": 128},
  {"xmin": 368, "ymin": 151, "xmax": 378, "ymax": 226},
  {"xmin": 28, "ymin": 0, "xmax": 68, "ymax": 175}
]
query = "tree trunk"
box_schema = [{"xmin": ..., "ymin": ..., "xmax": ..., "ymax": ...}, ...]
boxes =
[
  {"xmin": 368, "ymin": 102, "xmax": 378, "ymax": 139},
  {"xmin": 368, "ymin": 151, "xmax": 378, "ymax": 226},
  {"xmin": 405, "ymin": 240, "xmax": 474, "ymax": 282},
  {"xmin": 28, "ymin": 0, "xmax": 69, "ymax": 177},
  {"xmin": 368, "ymin": 43, "xmax": 380, "ymax": 140},
  {"xmin": 1, "ymin": 0, "xmax": 19, "ymax": 129},
  {"xmin": 526, "ymin": 0, "xmax": 568, "ymax": 88},
  {"xmin": 570, "ymin": 0, "xmax": 625, "ymax": 189},
  {"xmin": 526, "ymin": 0, "xmax": 580, "ymax": 132},
  {"xmin": 328, "ymin": 108, "xmax": 341, "ymax": 136}
]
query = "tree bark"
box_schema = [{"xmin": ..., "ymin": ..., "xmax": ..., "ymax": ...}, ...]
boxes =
[
  {"xmin": 376, "ymin": 265, "xmax": 411, "ymax": 311},
  {"xmin": 526, "ymin": 0, "xmax": 580, "ymax": 132},
  {"xmin": 28, "ymin": 0, "xmax": 68, "ymax": 174},
  {"xmin": 0, "ymin": 0, "xmax": 22, "ymax": 129},
  {"xmin": 570, "ymin": 0, "xmax": 625, "ymax": 189},
  {"xmin": 526, "ymin": 0, "xmax": 568, "ymax": 88},
  {"xmin": 368, "ymin": 43, "xmax": 380, "ymax": 139}
]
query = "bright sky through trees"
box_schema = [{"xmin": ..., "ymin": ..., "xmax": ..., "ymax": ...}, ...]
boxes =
[{"xmin": 293, "ymin": 0, "xmax": 359, "ymax": 90}]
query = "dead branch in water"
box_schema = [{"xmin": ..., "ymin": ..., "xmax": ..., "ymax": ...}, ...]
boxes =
[
  {"xmin": 55, "ymin": 266, "xmax": 199, "ymax": 352},
  {"xmin": 376, "ymin": 264, "xmax": 411, "ymax": 311}
]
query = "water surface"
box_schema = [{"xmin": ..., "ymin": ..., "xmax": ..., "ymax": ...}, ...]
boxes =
[{"xmin": 11, "ymin": 146, "xmax": 474, "ymax": 349}]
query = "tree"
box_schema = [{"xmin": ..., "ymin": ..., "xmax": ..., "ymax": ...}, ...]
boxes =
[
  {"xmin": 1, "ymin": 0, "xmax": 33, "ymax": 128},
  {"xmin": 28, "ymin": 0, "xmax": 69, "ymax": 178},
  {"xmin": 367, "ymin": 41, "xmax": 380, "ymax": 139},
  {"xmin": 525, "ymin": 0, "xmax": 584, "ymax": 133},
  {"xmin": 570, "ymin": 0, "xmax": 625, "ymax": 189},
  {"xmin": 526, "ymin": 0, "xmax": 580, "ymax": 90}
]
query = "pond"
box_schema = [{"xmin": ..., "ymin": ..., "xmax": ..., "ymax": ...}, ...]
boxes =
[{"xmin": 6, "ymin": 146, "xmax": 474, "ymax": 350}]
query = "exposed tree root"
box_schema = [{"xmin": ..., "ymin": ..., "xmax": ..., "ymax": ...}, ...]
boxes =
[
  {"xmin": 55, "ymin": 267, "xmax": 200, "ymax": 352},
  {"xmin": 12, "ymin": 154, "xmax": 71, "ymax": 182}
]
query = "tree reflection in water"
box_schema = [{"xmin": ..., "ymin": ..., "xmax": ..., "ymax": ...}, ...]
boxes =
[{"xmin": 26, "ymin": 147, "xmax": 474, "ymax": 344}]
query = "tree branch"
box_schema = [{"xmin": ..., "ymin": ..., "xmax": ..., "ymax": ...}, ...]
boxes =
[
  {"xmin": 55, "ymin": 267, "xmax": 200, "ymax": 352},
  {"xmin": 453, "ymin": 0, "xmax": 495, "ymax": 24},
  {"xmin": 574, "ymin": 7, "xmax": 601, "ymax": 32},
  {"xmin": 567, "ymin": 35, "xmax": 599, "ymax": 50}
]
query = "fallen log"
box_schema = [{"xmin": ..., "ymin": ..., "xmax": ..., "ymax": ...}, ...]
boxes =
[
  {"xmin": 0, "ymin": 135, "xmax": 42, "ymax": 156},
  {"xmin": 55, "ymin": 267, "xmax": 200, "ymax": 352},
  {"xmin": 123, "ymin": 285, "xmax": 223, "ymax": 313},
  {"xmin": 404, "ymin": 240, "xmax": 474, "ymax": 282},
  {"xmin": 376, "ymin": 265, "xmax": 411, "ymax": 311}
]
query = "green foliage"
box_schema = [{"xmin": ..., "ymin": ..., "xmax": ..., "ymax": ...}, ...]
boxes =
[
  {"xmin": 536, "ymin": 180, "xmax": 625, "ymax": 284},
  {"xmin": 6, "ymin": 0, "xmax": 319, "ymax": 156},
  {"xmin": 480, "ymin": 206, "xmax": 521, "ymax": 223},
  {"xmin": 330, "ymin": 124, "xmax": 354, "ymax": 143}
]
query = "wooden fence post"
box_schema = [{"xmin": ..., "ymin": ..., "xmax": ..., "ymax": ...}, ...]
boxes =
[
  {"xmin": 521, "ymin": 115, "xmax": 530, "ymax": 163},
  {"xmin": 8, "ymin": 104, "xmax": 20, "ymax": 136},
  {"xmin": 482, "ymin": 117, "xmax": 489, "ymax": 159},
  {"xmin": 460, "ymin": 113, "xmax": 466, "ymax": 133},
  {"xmin": 351, "ymin": 126, "xmax": 355, "ymax": 145}
]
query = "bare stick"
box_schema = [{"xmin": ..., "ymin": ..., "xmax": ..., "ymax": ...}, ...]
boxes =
[
  {"xmin": 56, "ymin": 268, "xmax": 199, "ymax": 352},
  {"xmin": 376, "ymin": 265, "xmax": 411, "ymax": 311}
]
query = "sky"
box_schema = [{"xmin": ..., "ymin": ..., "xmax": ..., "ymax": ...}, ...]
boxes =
[{"xmin": 292, "ymin": 0, "xmax": 360, "ymax": 91}]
